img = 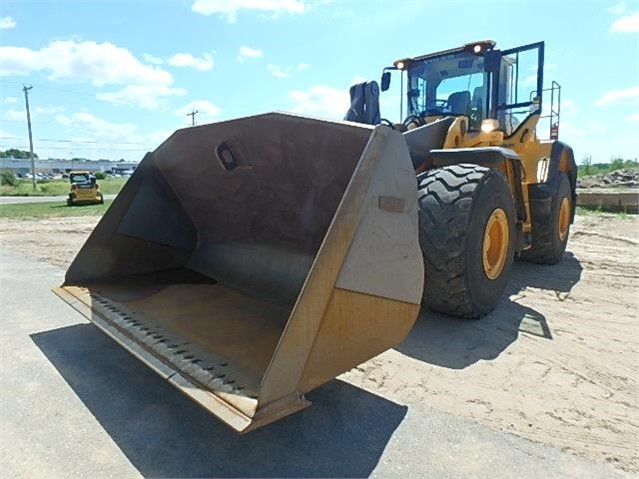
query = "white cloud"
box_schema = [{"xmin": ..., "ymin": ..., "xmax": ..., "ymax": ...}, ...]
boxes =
[
  {"xmin": 594, "ymin": 85, "xmax": 639, "ymax": 106},
  {"xmin": 3, "ymin": 96, "xmax": 18, "ymax": 104},
  {"xmin": 96, "ymin": 85, "xmax": 187, "ymax": 110},
  {"xmin": 611, "ymin": 11, "xmax": 639, "ymax": 32},
  {"xmin": 1, "ymin": 109, "xmax": 178, "ymax": 160},
  {"xmin": 166, "ymin": 52, "xmax": 214, "ymax": 71},
  {"xmin": 52, "ymin": 111, "xmax": 175, "ymax": 157},
  {"xmin": 143, "ymin": 53, "xmax": 164, "ymax": 65},
  {"xmin": 287, "ymin": 85, "xmax": 349, "ymax": 119},
  {"xmin": 627, "ymin": 112, "xmax": 639, "ymax": 122},
  {"xmin": 0, "ymin": 130, "xmax": 18, "ymax": 140},
  {"xmin": 267, "ymin": 62, "xmax": 310, "ymax": 78},
  {"xmin": 237, "ymin": 46, "xmax": 263, "ymax": 63},
  {"xmin": 55, "ymin": 112, "xmax": 138, "ymax": 139},
  {"xmin": 607, "ymin": 1, "xmax": 626, "ymax": 14},
  {"xmin": 54, "ymin": 114, "xmax": 72, "ymax": 126},
  {"xmin": 174, "ymin": 100, "xmax": 222, "ymax": 124},
  {"xmin": 144, "ymin": 51, "xmax": 215, "ymax": 71},
  {"xmin": 0, "ymin": 40, "xmax": 184, "ymax": 109},
  {"xmin": 4, "ymin": 106, "xmax": 64, "ymax": 122},
  {"xmin": 0, "ymin": 16, "xmax": 16, "ymax": 30},
  {"xmin": 191, "ymin": 0, "xmax": 306, "ymax": 22},
  {"xmin": 267, "ymin": 64, "xmax": 290, "ymax": 79}
]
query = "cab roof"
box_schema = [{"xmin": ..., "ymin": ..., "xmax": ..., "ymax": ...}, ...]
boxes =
[{"xmin": 394, "ymin": 40, "xmax": 496, "ymax": 68}]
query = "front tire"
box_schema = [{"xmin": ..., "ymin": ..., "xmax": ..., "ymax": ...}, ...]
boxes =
[{"xmin": 418, "ymin": 164, "xmax": 516, "ymax": 318}]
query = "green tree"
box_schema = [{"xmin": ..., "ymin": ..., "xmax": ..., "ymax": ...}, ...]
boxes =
[
  {"xmin": 0, "ymin": 148, "xmax": 38, "ymax": 159},
  {"xmin": 581, "ymin": 155, "xmax": 592, "ymax": 176},
  {"xmin": 0, "ymin": 172, "xmax": 18, "ymax": 186},
  {"xmin": 610, "ymin": 156, "xmax": 625, "ymax": 171}
]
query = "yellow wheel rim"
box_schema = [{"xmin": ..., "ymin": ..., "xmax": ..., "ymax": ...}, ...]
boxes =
[
  {"xmin": 482, "ymin": 208, "xmax": 509, "ymax": 280},
  {"xmin": 558, "ymin": 197, "xmax": 570, "ymax": 242}
]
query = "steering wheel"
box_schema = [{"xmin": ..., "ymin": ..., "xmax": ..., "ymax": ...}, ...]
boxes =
[
  {"xmin": 379, "ymin": 118, "xmax": 395, "ymax": 130},
  {"xmin": 402, "ymin": 114, "xmax": 425, "ymax": 129}
]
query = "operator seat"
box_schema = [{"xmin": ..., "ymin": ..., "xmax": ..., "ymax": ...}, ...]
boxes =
[
  {"xmin": 472, "ymin": 86, "xmax": 484, "ymax": 111},
  {"xmin": 447, "ymin": 91, "xmax": 471, "ymax": 116},
  {"xmin": 471, "ymin": 86, "xmax": 485, "ymax": 127}
]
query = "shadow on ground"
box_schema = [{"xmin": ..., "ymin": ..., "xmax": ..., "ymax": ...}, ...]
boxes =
[
  {"xmin": 31, "ymin": 323, "xmax": 406, "ymax": 479},
  {"xmin": 509, "ymin": 252, "xmax": 583, "ymax": 295},
  {"xmin": 396, "ymin": 252, "xmax": 583, "ymax": 369}
]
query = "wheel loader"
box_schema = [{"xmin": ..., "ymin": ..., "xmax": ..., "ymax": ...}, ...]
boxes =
[{"xmin": 54, "ymin": 40, "xmax": 576, "ymax": 432}]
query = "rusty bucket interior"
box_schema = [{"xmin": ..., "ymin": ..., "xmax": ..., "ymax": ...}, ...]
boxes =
[{"xmin": 54, "ymin": 113, "xmax": 424, "ymax": 432}]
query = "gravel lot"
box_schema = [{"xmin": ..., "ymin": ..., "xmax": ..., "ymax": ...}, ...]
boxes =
[{"xmin": 1, "ymin": 212, "xmax": 637, "ymax": 473}]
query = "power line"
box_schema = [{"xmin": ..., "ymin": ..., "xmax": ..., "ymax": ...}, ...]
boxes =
[{"xmin": 1, "ymin": 80, "xmax": 108, "ymax": 102}]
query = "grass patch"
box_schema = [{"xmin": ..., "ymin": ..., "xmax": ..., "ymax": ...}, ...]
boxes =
[
  {"xmin": 0, "ymin": 200, "xmax": 113, "ymax": 219},
  {"xmin": 575, "ymin": 206, "xmax": 633, "ymax": 219},
  {"xmin": 0, "ymin": 177, "xmax": 128, "ymax": 197}
]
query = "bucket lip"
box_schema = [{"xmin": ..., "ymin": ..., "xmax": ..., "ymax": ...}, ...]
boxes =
[{"xmin": 52, "ymin": 285, "xmax": 265, "ymax": 432}]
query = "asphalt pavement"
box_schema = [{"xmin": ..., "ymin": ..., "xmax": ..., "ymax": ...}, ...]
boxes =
[
  {"xmin": 0, "ymin": 194, "xmax": 117, "ymax": 205},
  {"xmin": 0, "ymin": 248, "xmax": 631, "ymax": 478}
]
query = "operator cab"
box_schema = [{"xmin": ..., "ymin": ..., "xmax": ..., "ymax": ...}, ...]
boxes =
[
  {"xmin": 381, "ymin": 40, "xmax": 552, "ymax": 138},
  {"xmin": 403, "ymin": 41, "xmax": 493, "ymax": 129}
]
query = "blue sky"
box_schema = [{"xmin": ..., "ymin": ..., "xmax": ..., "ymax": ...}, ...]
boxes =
[{"xmin": 0, "ymin": 0, "xmax": 638, "ymax": 163}]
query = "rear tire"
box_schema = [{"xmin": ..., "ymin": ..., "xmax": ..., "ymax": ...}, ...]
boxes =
[
  {"xmin": 521, "ymin": 173, "xmax": 571, "ymax": 264},
  {"xmin": 418, "ymin": 164, "xmax": 516, "ymax": 318}
]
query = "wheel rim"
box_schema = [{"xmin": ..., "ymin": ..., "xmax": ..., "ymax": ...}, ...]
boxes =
[
  {"xmin": 558, "ymin": 196, "xmax": 570, "ymax": 242},
  {"xmin": 482, "ymin": 208, "xmax": 509, "ymax": 280}
]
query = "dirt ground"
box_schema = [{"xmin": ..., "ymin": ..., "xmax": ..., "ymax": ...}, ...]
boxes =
[{"xmin": 1, "ymin": 213, "xmax": 637, "ymax": 472}]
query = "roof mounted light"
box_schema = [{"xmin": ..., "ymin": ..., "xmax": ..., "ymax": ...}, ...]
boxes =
[
  {"xmin": 393, "ymin": 58, "xmax": 410, "ymax": 70},
  {"xmin": 463, "ymin": 40, "xmax": 496, "ymax": 56}
]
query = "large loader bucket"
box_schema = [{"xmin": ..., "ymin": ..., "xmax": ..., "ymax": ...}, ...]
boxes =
[{"xmin": 54, "ymin": 113, "xmax": 423, "ymax": 432}]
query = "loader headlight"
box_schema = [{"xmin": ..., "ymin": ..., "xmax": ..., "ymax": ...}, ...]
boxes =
[
  {"xmin": 394, "ymin": 58, "xmax": 410, "ymax": 70},
  {"xmin": 480, "ymin": 119, "xmax": 499, "ymax": 133},
  {"xmin": 473, "ymin": 44, "xmax": 482, "ymax": 53}
]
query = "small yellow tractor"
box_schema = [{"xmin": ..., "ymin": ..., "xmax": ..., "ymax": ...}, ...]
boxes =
[
  {"xmin": 54, "ymin": 40, "xmax": 576, "ymax": 432},
  {"xmin": 66, "ymin": 171, "xmax": 104, "ymax": 206}
]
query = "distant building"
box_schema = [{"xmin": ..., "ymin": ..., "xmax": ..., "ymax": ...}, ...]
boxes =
[{"xmin": 0, "ymin": 157, "xmax": 138, "ymax": 175}]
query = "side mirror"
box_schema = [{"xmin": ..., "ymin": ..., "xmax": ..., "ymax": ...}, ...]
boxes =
[
  {"xmin": 484, "ymin": 49, "xmax": 502, "ymax": 73},
  {"xmin": 381, "ymin": 71, "xmax": 391, "ymax": 92}
]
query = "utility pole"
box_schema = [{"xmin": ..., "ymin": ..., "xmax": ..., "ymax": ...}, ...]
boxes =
[
  {"xmin": 23, "ymin": 85, "xmax": 36, "ymax": 191},
  {"xmin": 186, "ymin": 110, "xmax": 198, "ymax": 127}
]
